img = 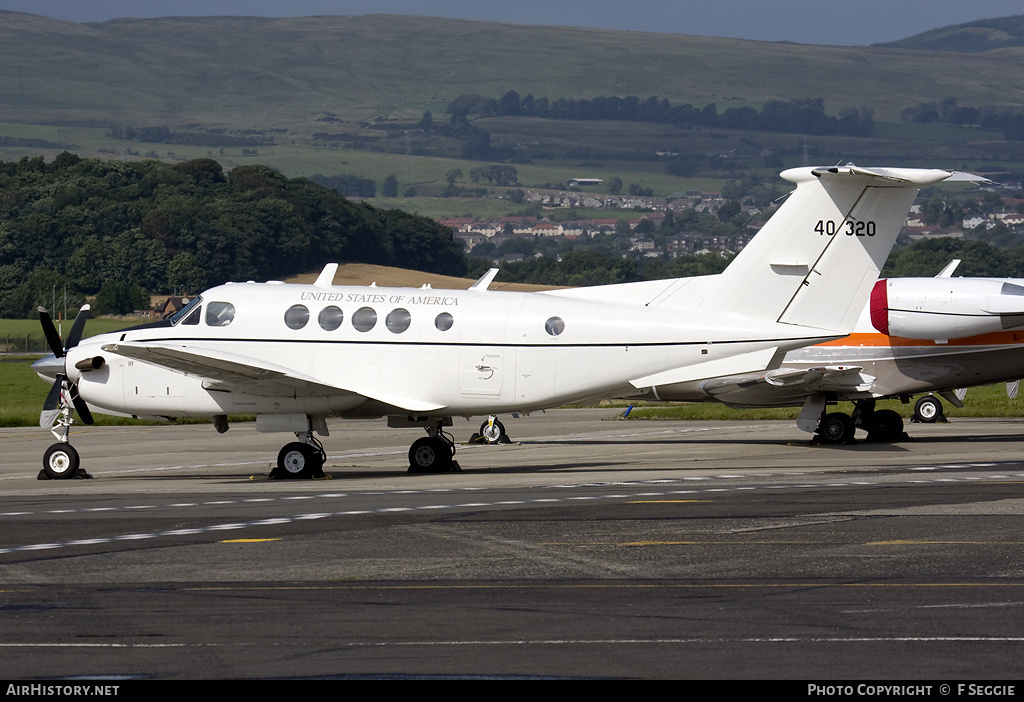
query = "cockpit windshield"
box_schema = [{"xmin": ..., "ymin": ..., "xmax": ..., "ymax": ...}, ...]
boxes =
[{"xmin": 168, "ymin": 295, "xmax": 203, "ymax": 325}]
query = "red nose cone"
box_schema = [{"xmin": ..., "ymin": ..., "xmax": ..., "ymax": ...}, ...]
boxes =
[{"xmin": 869, "ymin": 279, "xmax": 889, "ymax": 335}]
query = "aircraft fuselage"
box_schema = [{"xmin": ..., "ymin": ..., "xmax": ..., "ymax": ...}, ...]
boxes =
[{"xmin": 64, "ymin": 281, "xmax": 828, "ymax": 421}]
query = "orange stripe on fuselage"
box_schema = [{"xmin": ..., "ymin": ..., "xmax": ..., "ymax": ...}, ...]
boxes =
[{"xmin": 818, "ymin": 331, "xmax": 1024, "ymax": 348}]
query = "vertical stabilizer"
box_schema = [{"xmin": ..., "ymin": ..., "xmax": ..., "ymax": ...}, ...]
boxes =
[{"xmin": 654, "ymin": 166, "xmax": 973, "ymax": 334}]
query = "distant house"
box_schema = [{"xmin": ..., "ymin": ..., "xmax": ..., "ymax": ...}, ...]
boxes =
[
  {"xmin": 155, "ymin": 297, "xmax": 190, "ymax": 319},
  {"xmin": 907, "ymin": 226, "xmax": 961, "ymax": 241}
]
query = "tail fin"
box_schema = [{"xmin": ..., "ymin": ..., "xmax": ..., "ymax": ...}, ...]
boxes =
[{"xmin": 654, "ymin": 166, "xmax": 978, "ymax": 334}]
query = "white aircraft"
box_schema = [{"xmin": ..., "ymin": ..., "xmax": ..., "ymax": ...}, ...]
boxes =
[
  {"xmin": 624, "ymin": 260, "xmax": 1024, "ymax": 444},
  {"xmin": 32, "ymin": 165, "xmax": 975, "ymax": 478}
]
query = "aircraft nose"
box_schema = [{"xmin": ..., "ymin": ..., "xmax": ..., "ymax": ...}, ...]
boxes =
[{"xmin": 31, "ymin": 353, "xmax": 64, "ymax": 382}]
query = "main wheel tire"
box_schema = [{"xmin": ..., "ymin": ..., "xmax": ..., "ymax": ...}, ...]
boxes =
[
  {"xmin": 914, "ymin": 395, "xmax": 943, "ymax": 423},
  {"xmin": 277, "ymin": 442, "xmax": 319, "ymax": 479},
  {"xmin": 478, "ymin": 419, "xmax": 506, "ymax": 444},
  {"xmin": 408, "ymin": 437, "xmax": 453, "ymax": 473},
  {"xmin": 868, "ymin": 408, "xmax": 904, "ymax": 441},
  {"xmin": 43, "ymin": 443, "xmax": 80, "ymax": 479},
  {"xmin": 818, "ymin": 412, "xmax": 855, "ymax": 444}
]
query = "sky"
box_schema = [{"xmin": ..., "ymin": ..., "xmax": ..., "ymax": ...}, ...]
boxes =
[{"xmin": 1, "ymin": 0, "xmax": 1021, "ymax": 46}]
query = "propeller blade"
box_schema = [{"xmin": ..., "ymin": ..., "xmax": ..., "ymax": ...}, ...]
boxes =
[
  {"xmin": 69, "ymin": 383, "xmax": 94, "ymax": 425},
  {"xmin": 65, "ymin": 304, "xmax": 91, "ymax": 351},
  {"xmin": 40, "ymin": 374, "xmax": 66, "ymax": 428},
  {"xmin": 37, "ymin": 306, "xmax": 66, "ymax": 358},
  {"xmin": 42, "ymin": 374, "xmax": 65, "ymax": 411}
]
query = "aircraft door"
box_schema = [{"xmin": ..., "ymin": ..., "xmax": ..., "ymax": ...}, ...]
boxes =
[{"xmin": 458, "ymin": 296, "xmax": 517, "ymax": 400}]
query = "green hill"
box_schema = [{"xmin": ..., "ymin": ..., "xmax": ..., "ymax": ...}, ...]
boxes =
[
  {"xmin": 877, "ymin": 14, "xmax": 1024, "ymax": 52},
  {"xmin": 1, "ymin": 12, "xmax": 1023, "ymax": 222},
  {"xmin": 2, "ymin": 11, "xmax": 1023, "ymax": 129}
]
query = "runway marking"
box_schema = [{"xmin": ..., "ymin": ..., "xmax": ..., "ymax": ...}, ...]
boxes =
[
  {"xmin": 186, "ymin": 581, "xmax": 1024, "ymax": 593},
  {"xmin": 1, "ymin": 636, "xmax": 1024, "ymax": 649},
  {"xmin": 3, "ymin": 464, "xmax": 1022, "ymax": 523},
  {"xmin": 2, "ymin": 468, "xmax": 1024, "ymax": 556},
  {"xmin": 3, "ymin": 635, "xmax": 1024, "ymax": 650},
  {"xmin": 866, "ymin": 540, "xmax": 1019, "ymax": 545},
  {"xmin": 220, "ymin": 538, "xmax": 281, "ymax": 543}
]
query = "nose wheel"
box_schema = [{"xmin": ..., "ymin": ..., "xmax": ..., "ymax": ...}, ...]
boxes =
[
  {"xmin": 41, "ymin": 442, "xmax": 88, "ymax": 480},
  {"xmin": 474, "ymin": 416, "xmax": 509, "ymax": 444}
]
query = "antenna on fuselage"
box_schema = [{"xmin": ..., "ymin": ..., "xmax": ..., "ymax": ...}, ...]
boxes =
[{"xmin": 314, "ymin": 263, "xmax": 339, "ymax": 287}]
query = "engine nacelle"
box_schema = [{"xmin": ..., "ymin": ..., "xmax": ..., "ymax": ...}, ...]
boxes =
[{"xmin": 870, "ymin": 277, "xmax": 1024, "ymax": 341}]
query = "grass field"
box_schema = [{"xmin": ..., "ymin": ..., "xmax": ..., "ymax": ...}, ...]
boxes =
[
  {"xmin": 0, "ymin": 354, "xmax": 175, "ymax": 427},
  {"xmin": 0, "ymin": 318, "xmax": 142, "ymax": 353}
]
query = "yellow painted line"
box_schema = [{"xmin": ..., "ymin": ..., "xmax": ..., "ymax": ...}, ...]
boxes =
[{"xmin": 219, "ymin": 538, "xmax": 282, "ymax": 543}]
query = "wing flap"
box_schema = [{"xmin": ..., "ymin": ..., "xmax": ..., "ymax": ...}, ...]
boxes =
[
  {"xmin": 629, "ymin": 347, "xmax": 783, "ymax": 389},
  {"xmin": 699, "ymin": 365, "xmax": 875, "ymax": 407}
]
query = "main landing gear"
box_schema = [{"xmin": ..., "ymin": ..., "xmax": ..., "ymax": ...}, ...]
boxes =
[
  {"xmin": 408, "ymin": 420, "xmax": 460, "ymax": 473},
  {"xmin": 272, "ymin": 437, "xmax": 327, "ymax": 479},
  {"xmin": 912, "ymin": 395, "xmax": 946, "ymax": 423},
  {"xmin": 383, "ymin": 416, "xmax": 462, "ymax": 473},
  {"xmin": 813, "ymin": 399, "xmax": 908, "ymax": 445}
]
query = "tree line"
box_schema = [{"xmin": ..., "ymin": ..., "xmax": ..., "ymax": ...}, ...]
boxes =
[
  {"xmin": 470, "ymin": 237, "xmax": 1024, "ymax": 289},
  {"xmin": 0, "ymin": 154, "xmax": 466, "ymax": 318},
  {"xmin": 900, "ymin": 98, "xmax": 1024, "ymax": 140},
  {"xmin": 448, "ymin": 92, "xmax": 875, "ymax": 137}
]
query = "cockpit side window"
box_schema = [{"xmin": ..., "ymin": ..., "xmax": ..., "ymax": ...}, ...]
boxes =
[
  {"xmin": 205, "ymin": 301, "xmax": 235, "ymax": 327},
  {"xmin": 181, "ymin": 305, "xmax": 202, "ymax": 325},
  {"xmin": 169, "ymin": 296, "xmax": 202, "ymax": 325}
]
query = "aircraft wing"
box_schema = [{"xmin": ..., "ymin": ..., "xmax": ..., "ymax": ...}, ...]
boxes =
[
  {"xmin": 100, "ymin": 342, "xmax": 446, "ymax": 412},
  {"xmin": 697, "ymin": 365, "xmax": 876, "ymax": 407}
]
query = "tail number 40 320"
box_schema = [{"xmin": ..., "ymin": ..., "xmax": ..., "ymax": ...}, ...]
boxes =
[{"xmin": 815, "ymin": 219, "xmax": 876, "ymax": 236}]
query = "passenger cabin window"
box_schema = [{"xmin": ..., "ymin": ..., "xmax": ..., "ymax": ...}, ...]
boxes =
[
  {"xmin": 284, "ymin": 304, "xmax": 309, "ymax": 330},
  {"xmin": 386, "ymin": 308, "xmax": 411, "ymax": 334},
  {"xmin": 545, "ymin": 316, "xmax": 565, "ymax": 336},
  {"xmin": 352, "ymin": 307, "xmax": 377, "ymax": 332},
  {"xmin": 205, "ymin": 301, "xmax": 235, "ymax": 327},
  {"xmin": 318, "ymin": 306, "xmax": 344, "ymax": 331},
  {"xmin": 434, "ymin": 312, "xmax": 454, "ymax": 332}
]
